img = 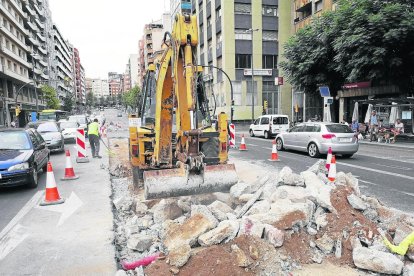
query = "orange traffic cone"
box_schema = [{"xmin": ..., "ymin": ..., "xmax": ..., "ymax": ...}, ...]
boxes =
[
  {"xmin": 268, "ymin": 139, "xmax": 280, "ymax": 162},
  {"xmin": 239, "ymin": 134, "xmax": 248, "ymax": 151},
  {"xmin": 61, "ymin": 150, "xmax": 79, "ymax": 181},
  {"xmin": 326, "ymin": 147, "xmax": 332, "ymax": 171},
  {"xmin": 327, "ymin": 155, "xmax": 337, "ymax": 183},
  {"xmin": 40, "ymin": 162, "xmax": 65, "ymax": 206}
]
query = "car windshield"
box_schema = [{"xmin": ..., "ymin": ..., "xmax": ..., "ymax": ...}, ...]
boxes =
[
  {"xmin": 326, "ymin": 124, "xmax": 353, "ymax": 133},
  {"xmin": 0, "ymin": 132, "xmax": 31, "ymax": 150},
  {"xmin": 60, "ymin": 121, "xmax": 78, "ymax": 129},
  {"xmin": 35, "ymin": 122, "xmax": 59, "ymax": 133}
]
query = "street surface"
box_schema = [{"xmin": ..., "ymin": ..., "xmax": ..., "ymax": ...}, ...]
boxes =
[{"xmin": 231, "ymin": 133, "xmax": 414, "ymax": 214}]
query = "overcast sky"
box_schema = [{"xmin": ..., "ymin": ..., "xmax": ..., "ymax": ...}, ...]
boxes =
[{"xmin": 49, "ymin": 0, "xmax": 169, "ymax": 79}]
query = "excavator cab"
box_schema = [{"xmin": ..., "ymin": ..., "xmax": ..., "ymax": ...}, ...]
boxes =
[{"xmin": 129, "ymin": 13, "xmax": 237, "ymax": 199}]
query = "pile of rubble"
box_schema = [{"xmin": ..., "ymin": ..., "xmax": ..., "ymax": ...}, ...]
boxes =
[{"xmin": 112, "ymin": 160, "xmax": 414, "ymax": 276}]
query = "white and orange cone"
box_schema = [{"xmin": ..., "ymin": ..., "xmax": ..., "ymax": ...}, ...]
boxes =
[
  {"xmin": 327, "ymin": 155, "xmax": 337, "ymax": 183},
  {"xmin": 268, "ymin": 139, "xmax": 280, "ymax": 162},
  {"xmin": 40, "ymin": 162, "xmax": 65, "ymax": 206},
  {"xmin": 61, "ymin": 150, "xmax": 79, "ymax": 181},
  {"xmin": 326, "ymin": 147, "xmax": 332, "ymax": 171},
  {"xmin": 239, "ymin": 134, "xmax": 248, "ymax": 151}
]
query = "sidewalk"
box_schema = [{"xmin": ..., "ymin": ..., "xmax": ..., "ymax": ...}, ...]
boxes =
[
  {"xmin": 358, "ymin": 139, "xmax": 414, "ymax": 149},
  {"xmin": 0, "ymin": 143, "xmax": 116, "ymax": 275}
]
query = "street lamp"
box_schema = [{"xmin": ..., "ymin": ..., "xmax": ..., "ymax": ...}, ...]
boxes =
[{"xmin": 246, "ymin": 28, "xmax": 259, "ymax": 122}]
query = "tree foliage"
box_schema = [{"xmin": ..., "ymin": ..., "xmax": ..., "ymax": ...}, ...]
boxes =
[
  {"xmin": 122, "ymin": 86, "xmax": 141, "ymax": 109},
  {"xmin": 86, "ymin": 92, "xmax": 94, "ymax": 107},
  {"xmin": 280, "ymin": 0, "xmax": 414, "ymax": 94},
  {"xmin": 40, "ymin": 85, "xmax": 60, "ymax": 109},
  {"xmin": 62, "ymin": 94, "xmax": 74, "ymax": 112}
]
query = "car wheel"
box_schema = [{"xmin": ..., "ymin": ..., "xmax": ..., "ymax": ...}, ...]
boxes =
[
  {"xmin": 27, "ymin": 167, "xmax": 38, "ymax": 188},
  {"xmin": 276, "ymin": 138, "xmax": 284, "ymax": 151},
  {"xmin": 249, "ymin": 129, "xmax": 255, "ymax": 137},
  {"xmin": 308, "ymin": 143, "xmax": 320, "ymax": 158},
  {"xmin": 264, "ymin": 131, "xmax": 269, "ymax": 139},
  {"xmin": 342, "ymin": 154, "xmax": 354, "ymax": 158}
]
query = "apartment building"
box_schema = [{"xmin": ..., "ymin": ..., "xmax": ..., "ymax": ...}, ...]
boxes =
[
  {"xmin": 137, "ymin": 39, "xmax": 144, "ymax": 87},
  {"xmin": 71, "ymin": 47, "xmax": 85, "ymax": 105},
  {"xmin": 194, "ymin": 0, "xmax": 279, "ymax": 121},
  {"xmin": 108, "ymin": 72, "xmax": 122, "ymax": 96},
  {"xmin": 279, "ymin": 0, "xmax": 336, "ymax": 122},
  {"xmin": 128, "ymin": 54, "xmax": 138, "ymax": 87},
  {"xmin": 0, "ymin": 0, "xmax": 48, "ymax": 126},
  {"xmin": 91, "ymin": 79, "xmax": 109, "ymax": 98},
  {"xmin": 122, "ymin": 67, "xmax": 131, "ymax": 93}
]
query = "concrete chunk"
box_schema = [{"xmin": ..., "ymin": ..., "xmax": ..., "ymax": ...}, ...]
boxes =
[
  {"xmin": 347, "ymin": 194, "xmax": 367, "ymax": 211},
  {"xmin": 301, "ymin": 171, "xmax": 335, "ymax": 213},
  {"xmin": 264, "ymin": 224, "xmax": 284, "ymax": 248},
  {"xmin": 246, "ymin": 200, "xmax": 270, "ymax": 216},
  {"xmin": 152, "ymin": 199, "xmax": 183, "ymax": 224},
  {"xmin": 315, "ymin": 233, "xmax": 335, "ymax": 254},
  {"xmin": 198, "ymin": 220, "xmax": 239, "ymax": 246},
  {"xmin": 127, "ymin": 234, "xmax": 153, "ymax": 252},
  {"xmin": 208, "ymin": 201, "xmax": 233, "ymax": 221},
  {"xmin": 278, "ymin": 166, "xmax": 305, "ymax": 187},
  {"xmin": 353, "ymin": 247, "xmax": 404, "ymax": 275},
  {"xmin": 231, "ymin": 244, "xmax": 252, "ymax": 267},
  {"xmin": 168, "ymin": 243, "xmax": 191, "ymax": 268},
  {"xmin": 403, "ymin": 263, "xmax": 414, "ymax": 276}
]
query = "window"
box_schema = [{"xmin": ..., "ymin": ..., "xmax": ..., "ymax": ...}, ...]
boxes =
[
  {"xmin": 263, "ymin": 5, "xmax": 278, "ymax": 16},
  {"xmin": 254, "ymin": 118, "xmax": 259, "ymax": 125},
  {"xmin": 235, "ymin": 54, "xmax": 251, "ymax": 69},
  {"xmin": 234, "ymin": 29, "xmax": 252, "ymax": 40},
  {"xmin": 315, "ymin": 0, "xmax": 323, "ymax": 12},
  {"xmin": 304, "ymin": 125, "xmax": 320, "ymax": 132},
  {"xmin": 232, "ymin": 81, "xmax": 242, "ymax": 105},
  {"xmin": 215, "ymin": 8, "xmax": 222, "ymax": 19},
  {"xmin": 260, "ymin": 117, "xmax": 269, "ymax": 124},
  {"xmin": 290, "ymin": 125, "xmax": 305, "ymax": 132},
  {"xmin": 325, "ymin": 124, "xmax": 353, "ymax": 133},
  {"xmin": 262, "ymin": 55, "xmax": 278, "ymax": 69},
  {"xmin": 263, "ymin": 31, "xmax": 278, "ymax": 41},
  {"xmin": 273, "ymin": 117, "xmax": 289, "ymax": 125},
  {"xmin": 246, "ymin": 81, "xmax": 257, "ymax": 106},
  {"xmin": 234, "ymin": 3, "xmax": 251, "ymax": 15},
  {"xmin": 207, "ymin": 17, "xmax": 212, "ymax": 27}
]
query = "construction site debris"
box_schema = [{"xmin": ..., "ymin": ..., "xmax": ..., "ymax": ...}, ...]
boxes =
[
  {"xmin": 264, "ymin": 224, "xmax": 284, "ymax": 248},
  {"xmin": 198, "ymin": 220, "xmax": 239, "ymax": 246},
  {"xmin": 152, "ymin": 199, "xmax": 184, "ymax": 224},
  {"xmin": 121, "ymin": 253, "xmax": 161, "ymax": 271},
  {"xmin": 347, "ymin": 194, "xmax": 368, "ymax": 211},
  {"xmin": 352, "ymin": 247, "xmax": 404, "ymax": 275},
  {"xmin": 315, "ymin": 233, "xmax": 335, "ymax": 254},
  {"xmin": 127, "ymin": 234, "xmax": 153, "ymax": 252},
  {"xmin": 236, "ymin": 187, "xmax": 264, "ymax": 218},
  {"xmin": 231, "ymin": 244, "xmax": 253, "ymax": 267},
  {"xmin": 403, "ymin": 263, "xmax": 414, "ymax": 276},
  {"xmin": 168, "ymin": 243, "xmax": 191, "ymax": 268},
  {"xmin": 277, "ymin": 166, "xmax": 305, "ymax": 187}
]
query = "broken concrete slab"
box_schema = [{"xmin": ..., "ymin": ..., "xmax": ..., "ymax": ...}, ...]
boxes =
[
  {"xmin": 168, "ymin": 243, "xmax": 191, "ymax": 268},
  {"xmin": 301, "ymin": 171, "xmax": 335, "ymax": 213},
  {"xmin": 353, "ymin": 247, "xmax": 404, "ymax": 275},
  {"xmin": 127, "ymin": 234, "xmax": 153, "ymax": 252},
  {"xmin": 208, "ymin": 201, "xmax": 233, "ymax": 222},
  {"xmin": 347, "ymin": 194, "xmax": 368, "ymax": 211},
  {"xmin": 230, "ymin": 182, "xmax": 251, "ymax": 200},
  {"xmin": 134, "ymin": 201, "xmax": 148, "ymax": 216},
  {"xmin": 315, "ymin": 233, "xmax": 335, "ymax": 254},
  {"xmin": 191, "ymin": 205, "xmax": 219, "ymax": 227},
  {"xmin": 238, "ymin": 218, "xmax": 265, "ymax": 238},
  {"xmin": 163, "ymin": 213, "xmax": 218, "ymax": 250},
  {"xmin": 264, "ymin": 224, "xmax": 284, "ymax": 248},
  {"xmin": 270, "ymin": 186, "xmax": 311, "ymax": 203},
  {"xmin": 403, "ymin": 263, "xmax": 414, "ymax": 276},
  {"xmin": 236, "ymin": 187, "xmax": 264, "ymax": 218},
  {"xmin": 198, "ymin": 220, "xmax": 239, "ymax": 246},
  {"xmin": 152, "ymin": 199, "xmax": 183, "ymax": 224},
  {"xmin": 246, "ymin": 200, "xmax": 271, "ymax": 216},
  {"xmin": 307, "ymin": 160, "xmax": 327, "ymax": 175},
  {"xmin": 113, "ymin": 196, "xmax": 133, "ymax": 212},
  {"xmin": 277, "ymin": 166, "xmax": 305, "ymax": 187}
]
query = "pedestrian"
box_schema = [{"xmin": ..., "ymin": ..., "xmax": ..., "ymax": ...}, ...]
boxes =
[
  {"xmin": 351, "ymin": 120, "xmax": 359, "ymax": 133},
  {"xmin": 88, "ymin": 118, "xmax": 101, "ymax": 158},
  {"xmin": 391, "ymin": 119, "xmax": 404, "ymax": 143},
  {"xmin": 369, "ymin": 110, "xmax": 378, "ymax": 142}
]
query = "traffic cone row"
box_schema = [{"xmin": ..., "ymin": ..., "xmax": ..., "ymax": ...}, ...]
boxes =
[
  {"xmin": 268, "ymin": 139, "xmax": 280, "ymax": 162},
  {"xmin": 326, "ymin": 147, "xmax": 332, "ymax": 171},
  {"xmin": 239, "ymin": 134, "xmax": 248, "ymax": 151},
  {"xmin": 328, "ymin": 155, "xmax": 337, "ymax": 183},
  {"xmin": 61, "ymin": 150, "xmax": 79, "ymax": 181}
]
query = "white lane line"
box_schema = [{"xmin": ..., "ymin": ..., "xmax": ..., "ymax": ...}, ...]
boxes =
[
  {"xmin": 400, "ymin": 191, "xmax": 414, "ymax": 197},
  {"xmin": 372, "ymin": 163, "xmax": 412, "ymax": 171},
  {"xmin": 359, "ymin": 179, "xmax": 379, "ymax": 186},
  {"xmin": 0, "ymin": 191, "xmax": 43, "ymax": 240},
  {"xmin": 0, "ymin": 224, "xmax": 29, "ymax": 261},
  {"xmin": 249, "ymin": 144, "xmax": 259, "ymax": 147},
  {"xmin": 355, "ymin": 153, "xmax": 414, "ymax": 164},
  {"xmin": 337, "ymin": 162, "xmax": 414, "ymax": 181}
]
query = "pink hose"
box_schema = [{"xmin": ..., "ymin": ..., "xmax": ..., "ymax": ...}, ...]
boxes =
[{"xmin": 121, "ymin": 253, "xmax": 160, "ymax": 270}]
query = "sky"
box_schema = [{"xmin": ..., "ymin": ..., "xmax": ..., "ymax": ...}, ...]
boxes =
[{"xmin": 49, "ymin": 0, "xmax": 169, "ymax": 79}]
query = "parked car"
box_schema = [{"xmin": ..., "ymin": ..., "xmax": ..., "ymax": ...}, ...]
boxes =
[
  {"xmin": 275, "ymin": 122, "xmax": 359, "ymax": 158},
  {"xmin": 68, "ymin": 115, "xmax": 89, "ymax": 136},
  {"xmin": 0, "ymin": 128, "xmax": 50, "ymax": 188},
  {"xmin": 26, "ymin": 121, "xmax": 65, "ymax": 153},
  {"xmin": 249, "ymin": 115, "xmax": 290, "ymax": 139},
  {"xmin": 59, "ymin": 120, "xmax": 80, "ymax": 143}
]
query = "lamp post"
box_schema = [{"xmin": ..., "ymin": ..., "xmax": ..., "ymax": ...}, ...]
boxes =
[{"xmin": 247, "ymin": 28, "xmax": 259, "ymax": 122}]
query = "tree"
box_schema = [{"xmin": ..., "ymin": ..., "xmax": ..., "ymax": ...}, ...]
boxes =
[
  {"xmin": 280, "ymin": 0, "xmax": 414, "ymax": 94},
  {"xmin": 116, "ymin": 93, "xmax": 122, "ymax": 105},
  {"xmin": 99, "ymin": 96, "xmax": 105, "ymax": 106},
  {"xmin": 86, "ymin": 92, "xmax": 94, "ymax": 106},
  {"xmin": 63, "ymin": 94, "xmax": 74, "ymax": 112},
  {"xmin": 40, "ymin": 85, "xmax": 60, "ymax": 109},
  {"xmin": 122, "ymin": 86, "xmax": 141, "ymax": 109}
]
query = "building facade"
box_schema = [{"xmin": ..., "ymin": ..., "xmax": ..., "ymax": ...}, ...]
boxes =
[
  {"xmin": 0, "ymin": 0, "xmax": 48, "ymax": 126},
  {"xmin": 128, "ymin": 54, "xmax": 138, "ymax": 87},
  {"xmin": 108, "ymin": 72, "xmax": 122, "ymax": 96},
  {"xmin": 194, "ymin": 0, "xmax": 279, "ymax": 121},
  {"xmin": 91, "ymin": 79, "xmax": 109, "ymax": 99}
]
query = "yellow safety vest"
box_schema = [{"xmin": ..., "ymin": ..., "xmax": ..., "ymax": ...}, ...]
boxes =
[{"xmin": 88, "ymin": 122, "xmax": 99, "ymax": 136}]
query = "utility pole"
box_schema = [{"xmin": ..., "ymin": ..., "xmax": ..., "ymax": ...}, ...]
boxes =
[{"xmin": 248, "ymin": 28, "xmax": 259, "ymax": 122}]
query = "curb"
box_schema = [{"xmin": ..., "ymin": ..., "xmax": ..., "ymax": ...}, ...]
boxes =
[{"xmin": 358, "ymin": 141, "xmax": 414, "ymax": 149}]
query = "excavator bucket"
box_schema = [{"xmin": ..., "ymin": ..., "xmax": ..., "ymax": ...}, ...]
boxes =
[{"xmin": 143, "ymin": 164, "xmax": 238, "ymax": 199}]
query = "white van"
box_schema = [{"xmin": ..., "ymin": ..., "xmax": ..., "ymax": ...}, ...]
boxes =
[{"xmin": 249, "ymin": 114, "xmax": 290, "ymax": 139}]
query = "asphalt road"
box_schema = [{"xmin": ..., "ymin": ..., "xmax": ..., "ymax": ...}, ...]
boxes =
[
  {"xmin": 0, "ymin": 108, "xmax": 128, "ymax": 233},
  {"xmin": 230, "ymin": 134, "xmax": 414, "ymax": 215}
]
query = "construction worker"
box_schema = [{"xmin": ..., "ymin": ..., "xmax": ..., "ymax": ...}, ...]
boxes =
[{"xmin": 88, "ymin": 118, "xmax": 101, "ymax": 158}]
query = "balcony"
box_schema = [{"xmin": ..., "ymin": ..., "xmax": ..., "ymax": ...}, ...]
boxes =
[
  {"xmin": 207, "ymin": 25, "xmax": 212, "ymax": 41},
  {"xmin": 216, "ymin": 42, "xmax": 222, "ymax": 58},
  {"xmin": 28, "ymin": 36, "xmax": 39, "ymax": 47},
  {"xmin": 34, "ymin": 5, "xmax": 45, "ymax": 20},
  {"xmin": 37, "ymin": 32, "xmax": 46, "ymax": 42},
  {"xmin": 206, "ymin": 1, "xmax": 211, "ymax": 18},
  {"xmin": 24, "ymin": 5, "xmax": 36, "ymax": 17},
  {"xmin": 0, "ymin": 26, "xmax": 30, "ymax": 51},
  {"xmin": 38, "ymin": 46, "xmax": 47, "ymax": 55},
  {"xmin": 25, "ymin": 20, "xmax": 37, "ymax": 32},
  {"xmin": 0, "ymin": 4, "xmax": 27, "ymax": 34},
  {"xmin": 38, "ymin": 58, "xmax": 48, "ymax": 67},
  {"xmin": 216, "ymin": 17, "xmax": 221, "ymax": 34},
  {"xmin": 215, "ymin": 0, "xmax": 221, "ymax": 9},
  {"xmin": 35, "ymin": 18, "xmax": 45, "ymax": 30},
  {"xmin": 0, "ymin": 43, "xmax": 31, "ymax": 68}
]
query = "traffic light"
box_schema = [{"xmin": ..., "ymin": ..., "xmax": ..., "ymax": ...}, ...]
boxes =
[
  {"xmin": 263, "ymin": 100, "xmax": 268, "ymax": 110},
  {"xmin": 15, "ymin": 105, "xmax": 21, "ymax": 117}
]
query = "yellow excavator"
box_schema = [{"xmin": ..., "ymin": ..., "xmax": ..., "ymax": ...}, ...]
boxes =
[{"xmin": 129, "ymin": 13, "xmax": 238, "ymax": 199}]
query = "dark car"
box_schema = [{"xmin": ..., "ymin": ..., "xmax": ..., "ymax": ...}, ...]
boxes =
[
  {"xmin": 27, "ymin": 121, "xmax": 65, "ymax": 153},
  {"xmin": 0, "ymin": 128, "xmax": 50, "ymax": 188}
]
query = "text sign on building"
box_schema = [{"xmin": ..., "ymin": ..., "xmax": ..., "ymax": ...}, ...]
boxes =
[
  {"xmin": 243, "ymin": 69, "xmax": 273, "ymax": 76},
  {"xmin": 342, "ymin": 81, "xmax": 371, "ymax": 89},
  {"xmin": 274, "ymin": 77, "xmax": 284, "ymax": 86},
  {"xmin": 129, "ymin": 117, "xmax": 142, "ymax": 128}
]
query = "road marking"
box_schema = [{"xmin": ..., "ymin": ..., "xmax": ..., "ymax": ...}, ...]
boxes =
[
  {"xmin": 372, "ymin": 163, "xmax": 412, "ymax": 171},
  {"xmin": 337, "ymin": 162, "xmax": 414, "ymax": 181},
  {"xmin": 0, "ymin": 224, "xmax": 29, "ymax": 261},
  {"xmin": 249, "ymin": 144, "xmax": 259, "ymax": 147},
  {"xmin": 0, "ymin": 191, "xmax": 43, "ymax": 241},
  {"xmin": 355, "ymin": 153, "xmax": 414, "ymax": 164},
  {"xmin": 36, "ymin": 192, "xmax": 83, "ymax": 227},
  {"xmin": 400, "ymin": 191, "xmax": 414, "ymax": 198}
]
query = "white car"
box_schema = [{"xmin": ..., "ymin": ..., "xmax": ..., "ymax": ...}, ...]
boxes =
[
  {"xmin": 249, "ymin": 114, "xmax": 290, "ymax": 139},
  {"xmin": 59, "ymin": 120, "xmax": 80, "ymax": 143}
]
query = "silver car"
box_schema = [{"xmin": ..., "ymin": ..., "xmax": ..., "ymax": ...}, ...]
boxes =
[{"xmin": 275, "ymin": 122, "xmax": 359, "ymax": 158}]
